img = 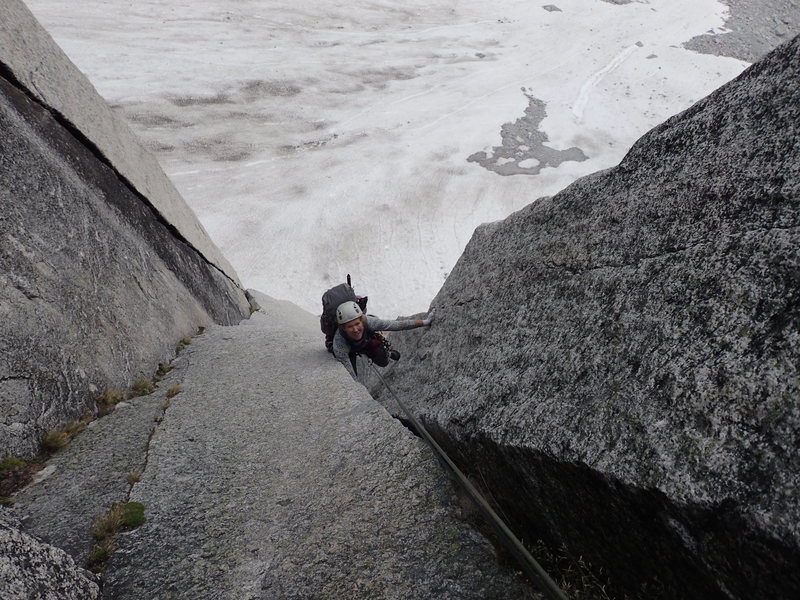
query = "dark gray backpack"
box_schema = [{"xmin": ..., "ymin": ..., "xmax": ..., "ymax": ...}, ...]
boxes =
[{"xmin": 320, "ymin": 276, "xmax": 367, "ymax": 351}]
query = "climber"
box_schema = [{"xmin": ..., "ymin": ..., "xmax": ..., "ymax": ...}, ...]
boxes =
[{"xmin": 332, "ymin": 301, "xmax": 435, "ymax": 381}]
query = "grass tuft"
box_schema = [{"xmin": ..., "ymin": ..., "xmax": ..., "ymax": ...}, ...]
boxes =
[
  {"xmin": 97, "ymin": 389, "xmax": 126, "ymax": 405},
  {"xmin": 92, "ymin": 504, "xmax": 124, "ymax": 540},
  {"xmin": 130, "ymin": 378, "xmax": 156, "ymax": 398},
  {"xmin": 3, "ymin": 410, "xmax": 94, "ymax": 501},
  {"xmin": 87, "ymin": 501, "xmax": 146, "ymax": 571},
  {"xmin": 63, "ymin": 420, "xmax": 87, "ymax": 437},
  {"xmin": 166, "ymin": 385, "xmax": 182, "ymax": 399},
  {"xmin": 0, "ymin": 456, "xmax": 41, "ymax": 504},
  {"xmin": 92, "ymin": 501, "xmax": 147, "ymax": 541},
  {"xmin": 96, "ymin": 389, "xmax": 126, "ymax": 416},
  {"xmin": 528, "ymin": 540, "xmax": 618, "ymax": 600},
  {"xmin": 154, "ymin": 363, "xmax": 173, "ymax": 381},
  {"xmin": 126, "ymin": 471, "xmax": 141, "ymax": 485},
  {"xmin": 86, "ymin": 538, "xmax": 114, "ymax": 572},
  {"xmin": 41, "ymin": 429, "xmax": 70, "ymax": 452}
]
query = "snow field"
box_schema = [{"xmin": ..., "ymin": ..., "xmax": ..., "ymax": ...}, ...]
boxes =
[{"xmin": 23, "ymin": 0, "xmax": 747, "ymax": 315}]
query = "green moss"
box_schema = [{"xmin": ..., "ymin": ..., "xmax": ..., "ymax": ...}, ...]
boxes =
[
  {"xmin": 121, "ymin": 502, "xmax": 146, "ymax": 529},
  {"xmin": 0, "ymin": 457, "xmax": 27, "ymax": 471}
]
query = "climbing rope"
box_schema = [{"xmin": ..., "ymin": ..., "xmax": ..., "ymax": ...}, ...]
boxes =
[{"xmin": 370, "ymin": 364, "xmax": 569, "ymax": 600}]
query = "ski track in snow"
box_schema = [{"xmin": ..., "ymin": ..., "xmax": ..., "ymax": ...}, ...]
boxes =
[{"xmin": 572, "ymin": 44, "xmax": 640, "ymax": 122}]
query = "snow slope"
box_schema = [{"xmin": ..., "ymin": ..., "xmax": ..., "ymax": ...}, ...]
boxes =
[{"xmin": 22, "ymin": 0, "xmax": 748, "ymax": 315}]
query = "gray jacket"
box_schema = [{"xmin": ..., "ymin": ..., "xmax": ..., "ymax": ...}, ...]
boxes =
[{"xmin": 333, "ymin": 316, "xmax": 418, "ymax": 380}]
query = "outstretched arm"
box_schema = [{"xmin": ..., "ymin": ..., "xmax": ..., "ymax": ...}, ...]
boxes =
[{"xmin": 367, "ymin": 309, "xmax": 435, "ymax": 332}]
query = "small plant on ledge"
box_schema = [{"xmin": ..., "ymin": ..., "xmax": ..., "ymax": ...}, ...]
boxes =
[
  {"xmin": 87, "ymin": 501, "xmax": 147, "ymax": 572},
  {"xmin": 129, "ymin": 378, "xmax": 156, "ymax": 398},
  {"xmin": 96, "ymin": 389, "xmax": 126, "ymax": 416},
  {"xmin": 176, "ymin": 337, "xmax": 192, "ymax": 353}
]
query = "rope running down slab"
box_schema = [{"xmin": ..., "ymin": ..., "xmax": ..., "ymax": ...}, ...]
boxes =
[{"xmin": 370, "ymin": 364, "xmax": 568, "ymax": 600}]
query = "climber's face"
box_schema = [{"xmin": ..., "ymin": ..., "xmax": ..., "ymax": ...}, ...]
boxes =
[{"xmin": 341, "ymin": 317, "xmax": 364, "ymax": 341}]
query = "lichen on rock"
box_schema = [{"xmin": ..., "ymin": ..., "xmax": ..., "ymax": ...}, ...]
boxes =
[{"xmin": 0, "ymin": 515, "xmax": 99, "ymax": 600}]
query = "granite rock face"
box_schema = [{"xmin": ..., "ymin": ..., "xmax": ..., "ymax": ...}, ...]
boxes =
[
  {"xmin": 6, "ymin": 295, "xmax": 536, "ymax": 599},
  {"xmin": 0, "ymin": 3, "xmax": 250, "ymax": 458},
  {"xmin": 0, "ymin": 514, "xmax": 99, "ymax": 600},
  {"xmin": 373, "ymin": 36, "xmax": 800, "ymax": 599},
  {"xmin": 0, "ymin": 0, "xmax": 239, "ymax": 283},
  {"xmin": 95, "ymin": 292, "xmax": 535, "ymax": 600},
  {"xmin": 686, "ymin": 0, "xmax": 800, "ymax": 62},
  {"xmin": 10, "ymin": 390, "xmax": 168, "ymax": 562}
]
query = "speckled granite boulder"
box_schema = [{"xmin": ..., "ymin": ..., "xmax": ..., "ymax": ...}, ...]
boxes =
[
  {"xmin": 0, "ymin": 514, "xmax": 99, "ymax": 600},
  {"xmin": 0, "ymin": 3, "xmax": 250, "ymax": 458},
  {"xmin": 373, "ymin": 36, "xmax": 800, "ymax": 599}
]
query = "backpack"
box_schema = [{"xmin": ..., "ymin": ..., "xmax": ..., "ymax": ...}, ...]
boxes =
[{"xmin": 320, "ymin": 275, "xmax": 368, "ymax": 352}]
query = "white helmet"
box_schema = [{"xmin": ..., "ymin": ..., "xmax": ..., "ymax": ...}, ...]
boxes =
[{"xmin": 336, "ymin": 301, "xmax": 363, "ymax": 325}]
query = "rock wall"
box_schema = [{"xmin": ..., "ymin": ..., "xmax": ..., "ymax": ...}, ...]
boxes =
[
  {"xmin": 0, "ymin": 2, "xmax": 250, "ymax": 458},
  {"xmin": 374, "ymin": 36, "xmax": 799, "ymax": 599},
  {"xmin": 0, "ymin": 514, "xmax": 99, "ymax": 600},
  {"xmin": 0, "ymin": 0, "xmax": 239, "ymax": 284}
]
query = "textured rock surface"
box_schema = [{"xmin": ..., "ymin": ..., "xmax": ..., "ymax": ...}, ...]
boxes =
[
  {"xmin": 0, "ymin": 8, "xmax": 250, "ymax": 458},
  {"xmin": 373, "ymin": 37, "xmax": 800, "ymax": 599},
  {"xmin": 0, "ymin": 514, "xmax": 99, "ymax": 600},
  {"xmin": 10, "ymin": 389, "xmax": 169, "ymax": 560},
  {"xmin": 0, "ymin": 0, "xmax": 239, "ymax": 283},
  {"xmin": 97, "ymin": 292, "xmax": 535, "ymax": 599},
  {"xmin": 686, "ymin": 0, "xmax": 800, "ymax": 62}
]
